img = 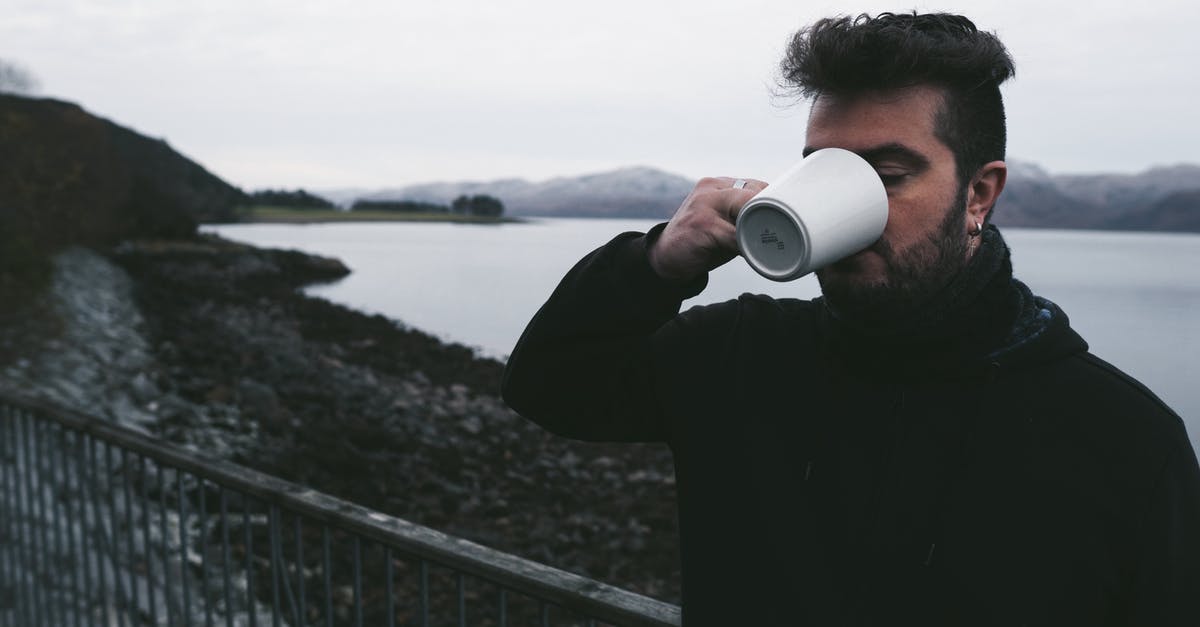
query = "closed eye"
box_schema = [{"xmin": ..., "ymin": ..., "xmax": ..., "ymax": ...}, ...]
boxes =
[{"xmin": 877, "ymin": 172, "xmax": 909, "ymax": 186}]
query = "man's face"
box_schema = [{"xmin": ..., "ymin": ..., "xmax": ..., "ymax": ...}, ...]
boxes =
[{"xmin": 804, "ymin": 85, "xmax": 972, "ymax": 318}]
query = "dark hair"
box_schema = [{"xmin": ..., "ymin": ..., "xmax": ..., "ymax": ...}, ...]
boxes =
[{"xmin": 780, "ymin": 12, "xmax": 1015, "ymax": 189}]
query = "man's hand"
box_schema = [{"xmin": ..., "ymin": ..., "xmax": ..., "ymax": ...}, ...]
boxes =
[{"xmin": 648, "ymin": 176, "xmax": 768, "ymax": 282}]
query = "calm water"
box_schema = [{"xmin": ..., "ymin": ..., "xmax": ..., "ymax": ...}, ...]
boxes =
[{"xmin": 205, "ymin": 219, "xmax": 1200, "ymax": 453}]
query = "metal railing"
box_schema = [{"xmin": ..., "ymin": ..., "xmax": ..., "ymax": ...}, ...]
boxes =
[{"xmin": 0, "ymin": 393, "xmax": 681, "ymax": 626}]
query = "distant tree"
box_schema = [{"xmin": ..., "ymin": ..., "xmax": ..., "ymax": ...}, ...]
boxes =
[
  {"xmin": 249, "ymin": 188, "xmax": 335, "ymax": 209},
  {"xmin": 351, "ymin": 199, "xmax": 449, "ymax": 213},
  {"xmin": 450, "ymin": 195, "xmax": 471, "ymax": 214},
  {"xmin": 471, "ymin": 194, "xmax": 504, "ymax": 217},
  {"xmin": 0, "ymin": 59, "xmax": 38, "ymax": 95},
  {"xmin": 451, "ymin": 194, "xmax": 505, "ymax": 217}
]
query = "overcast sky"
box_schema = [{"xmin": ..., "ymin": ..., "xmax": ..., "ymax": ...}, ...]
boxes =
[{"xmin": 4, "ymin": 0, "xmax": 1198, "ymax": 190}]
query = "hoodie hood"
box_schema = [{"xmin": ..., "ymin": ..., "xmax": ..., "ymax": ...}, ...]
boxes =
[{"xmin": 987, "ymin": 286, "xmax": 1088, "ymax": 370}]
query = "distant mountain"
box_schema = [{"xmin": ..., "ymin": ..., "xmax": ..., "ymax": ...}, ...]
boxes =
[
  {"xmin": 997, "ymin": 161, "xmax": 1200, "ymax": 232},
  {"xmin": 343, "ymin": 166, "xmax": 696, "ymax": 220},
  {"xmin": 1107, "ymin": 188, "xmax": 1200, "ymax": 232},
  {"xmin": 316, "ymin": 187, "xmax": 374, "ymax": 207},
  {"xmin": 323, "ymin": 160, "xmax": 1200, "ymax": 232}
]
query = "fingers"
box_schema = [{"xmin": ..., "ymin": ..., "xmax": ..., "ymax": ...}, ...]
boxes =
[
  {"xmin": 695, "ymin": 176, "xmax": 768, "ymax": 193},
  {"xmin": 741, "ymin": 178, "xmax": 768, "ymax": 193},
  {"xmin": 715, "ymin": 178, "xmax": 768, "ymax": 223},
  {"xmin": 710, "ymin": 215, "xmax": 738, "ymax": 254},
  {"xmin": 652, "ymin": 175, "xmax": 767, "ymax": 279}
]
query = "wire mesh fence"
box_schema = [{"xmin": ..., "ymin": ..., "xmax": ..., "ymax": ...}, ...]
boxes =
[{"xmin": 0, "ymin": 394, "xmax": 680, "ymax": 627}]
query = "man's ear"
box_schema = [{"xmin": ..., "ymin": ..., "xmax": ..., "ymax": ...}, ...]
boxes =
[{"xmin": 966, "ymin": 160, "xmax": 1007, "ymax": 226}]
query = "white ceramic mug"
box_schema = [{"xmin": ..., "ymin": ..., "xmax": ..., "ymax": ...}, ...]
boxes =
[{"xmin": 735, "ymin": 148, "xmax": 888, "ymax": 281}]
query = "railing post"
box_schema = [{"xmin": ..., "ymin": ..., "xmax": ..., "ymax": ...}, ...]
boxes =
[
  {"xmin": 121, "ymin": 448, "xmax": 138, "ymax": 627},
  {"xmin": 243, "ymin": 496, "xmax": 255, "ymax": 627},
  {"xmin": 65, "ymin": 428, "xmax": 81, "ymax": 627},
  {"xmin": 179, "ymin": 468, "xmax": 192, "ymax": 627},
  {"xmin": 45, "ymin": 420, "xmax": 67, "ymax": 627},
  {"xmin": 1, "ymin": 406, "xmax": 16, "ymax": 627},
  {"xmin": 322, "ymin": 525, "xmax": 333, "ymax": 627},
  {"xmin": 22, "ymin": 410, "xmax": 44, "ymax": 627},
  {"xmin": 270, "ymin": 505, "xmax": 281, "ymax": 627},
  {"xmin": 73, "ymin": 429, "xmax": 94, "ymax": 627},
  {"xmin": 294, "ymin": 517, "xmax": 306, "ymax": 626},
  {"xmin": 158, "ymin": 463, "xmax": 173, "ymax": 626},
  {"xmin": 200, "ymin": 481, "xmax": 214, "ymax": 627},
  {"xmin": 104, "ymin": 441, "xmax": 129, "ymax": 627},
  {"xmin": 220, "ymin": 487, "xmax": 233, "ymax": 627},
  {"xmin": 140, "ymin": 454, "xmax": 158, "ymax": 627}
]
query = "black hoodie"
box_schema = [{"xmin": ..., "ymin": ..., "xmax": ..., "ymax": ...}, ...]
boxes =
[{"xmin": 502, "ymin": 224, "xmax": 1200, "ymax": 626}]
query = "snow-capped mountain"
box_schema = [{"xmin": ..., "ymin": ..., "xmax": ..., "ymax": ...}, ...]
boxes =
[{"xmin": 344, "ymin": 166, "xmax": 696, "ymax": 219}]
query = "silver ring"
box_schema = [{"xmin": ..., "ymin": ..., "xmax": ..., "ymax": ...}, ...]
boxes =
[{"xmin": 732, "ymin": 179, "xmax": 747, "ymax": 189}]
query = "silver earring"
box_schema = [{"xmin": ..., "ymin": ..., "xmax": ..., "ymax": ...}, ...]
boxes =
[{"xmin": 968, "ymin": 221, "xmax": 983, "ymax": 237}]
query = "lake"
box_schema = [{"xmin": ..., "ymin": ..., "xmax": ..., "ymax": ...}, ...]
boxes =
[{"xmin": 205, "ymin": 219, "xmax": 1200, "ymax": 453}]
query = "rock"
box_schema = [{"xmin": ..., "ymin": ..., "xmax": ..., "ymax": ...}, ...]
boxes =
[
  {"xmin": 458, "ymin": 416, "xmax": 483, "ymax": 435},
  {"xmin": 130, "ymin": 371, "xmax": 160, "ymax": 403},
  {"xmin": 236, "ymin": 378, "xmax": 279, "ymax": 420}
]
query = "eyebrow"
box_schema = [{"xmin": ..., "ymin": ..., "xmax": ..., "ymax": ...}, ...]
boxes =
[{"xmin": 802, "ymin": 142, "xmax": 931, "ymax": 170}]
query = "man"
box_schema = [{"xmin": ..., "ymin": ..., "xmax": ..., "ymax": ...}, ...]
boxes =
[{"xmin": 502, "ymin": 13, "xmax": 1200, "ymax": 626}]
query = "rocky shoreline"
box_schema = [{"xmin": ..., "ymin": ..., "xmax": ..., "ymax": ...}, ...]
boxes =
[{"xmin": 1, "ymin": 236, "xmax": 681, "ymax": 604}]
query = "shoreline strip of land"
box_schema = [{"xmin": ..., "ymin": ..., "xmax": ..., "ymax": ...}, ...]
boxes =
[{"xmin": 233, "ymin": 206, "xmax": 526, "ymax": 224}]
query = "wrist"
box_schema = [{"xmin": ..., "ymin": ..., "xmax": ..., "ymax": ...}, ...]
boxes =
[
  {"xmin": 635, "ymin": 224, "xmax": 707, "ymax": 296},
  {"xmin": 646, "ymin": 235, "xmax": 692, "ymax": 284}
]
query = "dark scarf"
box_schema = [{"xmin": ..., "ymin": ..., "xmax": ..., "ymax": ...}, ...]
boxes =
[{"xmin": 818, "ymin": 225, "xmax": 1035, "ymax": 379}]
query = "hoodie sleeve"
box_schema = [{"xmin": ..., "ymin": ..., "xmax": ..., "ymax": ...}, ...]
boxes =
[
  {"xmin": 501, "ymin": 224, "xmax": 707, "ymax": 442},
  {"xmin": 1124, "ymin": 439, "xmax": 1200, "ymax": 625}
]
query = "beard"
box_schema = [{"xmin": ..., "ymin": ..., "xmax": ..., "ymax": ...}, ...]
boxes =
[{"xmin": 816, "ymin": 197, "xmax": 970, "ymax": 323}]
